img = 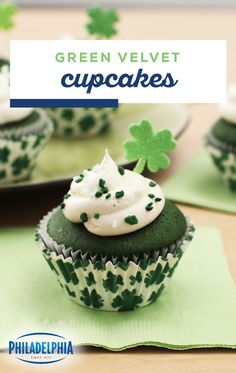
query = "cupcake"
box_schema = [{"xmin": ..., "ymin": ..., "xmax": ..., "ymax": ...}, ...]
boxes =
[
  {"xmin": 0, "ymin": 66, "xmax": 54, "ymax": 184},
  {"xmin": 204, "ymin": 85, "xmax": 236, "ymax": 192},
  {"xmin": 36, "ymin": 120, "xmax": 195, "ymax": 311},
  {"xmin": 46, "ymin": 6, "xmax": 119, "ymax": 139}
]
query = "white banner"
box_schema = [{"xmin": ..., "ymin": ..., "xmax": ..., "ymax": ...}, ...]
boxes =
[{"xmin": 10, "ymin": 39, "xmax": 227, "ymax": 106}]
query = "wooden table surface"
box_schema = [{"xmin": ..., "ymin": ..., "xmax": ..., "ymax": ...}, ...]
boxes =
[{"xmin": 0, "ymin": 6, "xmax": 236, "ymax": 373}]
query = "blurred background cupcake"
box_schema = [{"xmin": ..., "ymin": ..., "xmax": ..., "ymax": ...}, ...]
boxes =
[
  {"xmin": 45, "ymin": 5, "xmax": 119, "ymax": 139},
  {"xmin": 204, "ymin": 84, "xmax": 236, "ymax": 192},
  {"xmin": 0, "ymin": 66, "xmax": 54, "ymax": 183}
]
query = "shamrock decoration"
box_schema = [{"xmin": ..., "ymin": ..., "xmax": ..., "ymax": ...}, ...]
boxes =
[
  {"xmin": 0, "ymin": 1, "xmax": 17, "ymax": 31},
  {"xmin": 86, "ymin": 5, "xmax": 119, "ymax": 39},
  {"xmin": 124, "ymin": 119, "xmax": 176, "ymax": 174}
]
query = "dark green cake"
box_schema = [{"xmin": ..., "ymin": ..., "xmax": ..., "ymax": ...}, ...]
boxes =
[
  {"xmin": 47, "ymin": 199, "xmax": 187, "ymax": 257},
  {"xmin": 212, "ymin": 118, "xmax": 236, "ymax": 147}
]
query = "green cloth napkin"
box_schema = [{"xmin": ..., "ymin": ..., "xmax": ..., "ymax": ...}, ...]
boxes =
[
  {"xmin": 163, "ymin": 150, "xmax": 236, "ymax": 214},
  {"xmin": 0, "ymin": 227, "xmax": 235, "ymax": 351}
]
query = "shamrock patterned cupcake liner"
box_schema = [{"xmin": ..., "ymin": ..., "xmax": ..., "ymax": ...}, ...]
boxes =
[
  {"xmin": 45, "ymin": 107, "xmax": 117, "ymax": 138},
  {"xmin": 36, "ymin": 209, "xmax": 195, "ymax": 311},
  {"xmin": 0, "ymin": 110, "xmax": 54, "ymax": 184},
  {"xmin": 204, "ymin": 133, "xmax": 236, "ymax": 192}
]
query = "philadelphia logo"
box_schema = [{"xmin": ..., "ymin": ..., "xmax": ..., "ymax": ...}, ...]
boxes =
[{"xmin": 8, "ymin": 332, "xmax": 73, "ymax": 364}]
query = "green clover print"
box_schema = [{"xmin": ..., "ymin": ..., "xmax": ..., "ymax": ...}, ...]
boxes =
[
  {"xmin": 144, "ymin": 263, "xmax": 165, "ymax": 288},
  {"xmin": 0, "ymin": 146, "xmax": 10, "ymax": 163},
  {"xmin": 0, "ymin": 1, "xmax": 17, "ymax": 31},
  {"xmin": 129, "ymin": 271, "xmax": 142, "ymax": 286},
  {"xmin": 80, "ymin": 288, "xmax": 103, "ymax": 309},
  {"xmin": 85, "ymin": 272, "xmax": 96, "ymax": 286},
  {"xmin": 103, "ymin": 271, "xmax": 124, "ymax": 293},
  {"xmin": 86, "ymin": 5, "xmax": 119, "ymax": 39},
  {"xmin": 11, "ymin": 154, "xmax": 30, "ymax": 176},
  {"xmin": 112, "ymin": 289, "xmax": 142, "ymax": 311},
  {"xmin": 124, "ymin": 119, "xmax": 176, "ymax": 174}
]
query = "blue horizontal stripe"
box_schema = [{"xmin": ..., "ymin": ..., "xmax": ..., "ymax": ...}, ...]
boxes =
[{"xmin": 10, "ymin": 99, "xmax": 118, "ymax": 108}]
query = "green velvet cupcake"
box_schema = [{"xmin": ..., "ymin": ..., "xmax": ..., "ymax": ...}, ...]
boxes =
[
  {"xmin": 204, "ymin": 86, "xmax": 236, "ymax": 192},
  {"xmin": 0, "ymin": 67, "xmax": 54, "ymax": 184},
  {"xmin": 36, "ymin": 120, "xmax": 195, "ymax": 311}
]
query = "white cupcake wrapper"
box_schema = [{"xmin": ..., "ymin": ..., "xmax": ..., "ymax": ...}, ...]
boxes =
[{"xmin": 36, "ymin": 209, "xmax": 195, "ymax": 311}]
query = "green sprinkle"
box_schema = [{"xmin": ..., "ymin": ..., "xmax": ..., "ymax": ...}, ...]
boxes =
[
  {"xmin": 115, "ymin": 190, "xmax": 124, "ymax": 199},
  {"xmin": 75, "ymin": 174, "xmax": 84, "ymax": 183},
  {"xmin": 94, "ymin": 213, "xmax": 100, "ymax": 219},
  {"xmin": 145, "ymin": 202, "xmax": 153, "ymax": 211},
  {"xmin": 75, "ymin": 177, "xmax": 83, "ymax": 183},
  {"xmin": 155, "ymin": 197, "xmax": 162, "ymax": 202},
  {"xmin": 105, "ymin": 193, "xmax": 111, "ymax": 199},
  {"xmin": 87, "ymin": 168, "xmax": 92, "ymax": 171},
  {"xmin": 149, "ymin": 181, "xmax": 156, "ymax": 187},
  {"xmin": 80, "ymin": 213, "xmax": 88, "ymax": 223},
  {"xmin": 148, "ymin": 193, "xmax": 155, "ymax": 199},
  {"xmin": 99, "ymin": 178, "xmax": 106, "ymax": 188},
  {"xmin": 95, "ymin": 191, "xmax": 103, "ymax": 198},
  {"xmin": 63, "ymin": 193, "xmax": 71, "ymax": 200},
  {"xmin": 124, "ymin": 215, "xmax": 138, "ymax": 225},
  {"xmin": 118, "ymin": 166, "xmax": 125, "ymax": 175},
  {"xmin": 102, "ymin": 187, "xmax": 109, "ymax": 194},
  {"xmin": 60, "ymin": 202, "xmax": 65, "ymax": 209}
]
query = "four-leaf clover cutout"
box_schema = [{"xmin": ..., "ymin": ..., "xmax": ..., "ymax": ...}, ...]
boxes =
[
  {"xmin": 86, "ymin": 5, "xmax": 119, "ymax": 39},
  {"xmin": 0, "ymin": 1, "xmax": 17, "ymax": 31},
  {"xmin": 124, "ymin": 119, "xmax": 176, "ymax": 174}
]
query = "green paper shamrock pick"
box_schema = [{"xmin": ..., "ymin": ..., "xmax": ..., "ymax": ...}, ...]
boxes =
[
  {"xmin": 124, "ymin": 119, "xmax": 176, "ymax": 174},
  {"xmin": 86, "ymin": 5, "xmax": 119, "ymax": 39},
  {"xmin": 0, "ymin": 1, "xmax": 17, "ymax": 31}
]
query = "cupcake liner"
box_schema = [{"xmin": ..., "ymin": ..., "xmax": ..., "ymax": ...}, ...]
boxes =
[
  {"xmin": 45, "ymin": 107, "xmax": 117, "ymax": 138},
  {"xmin": 36, "ymin": 209, "xmax": 195, "ymax": 311},
  {"xmin": 204, "ymin": 133, "xmax": 236, "ymax": 192},
  {"xmin": 0, "ymin": 111, "xmax": 54, "ymax": 184}
]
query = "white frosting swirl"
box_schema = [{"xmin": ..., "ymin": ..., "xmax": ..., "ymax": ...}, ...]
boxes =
[
  {"xmin": 0, "ymin": 66, "xmax": 33, "ymax": 125},
  {"xmin": 63, "ymin": 151, "xmax": 165, "ymax": 236},
  {"xmin": 220, "ymin": 84, "xmax": 236, "ymax": 125}
]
